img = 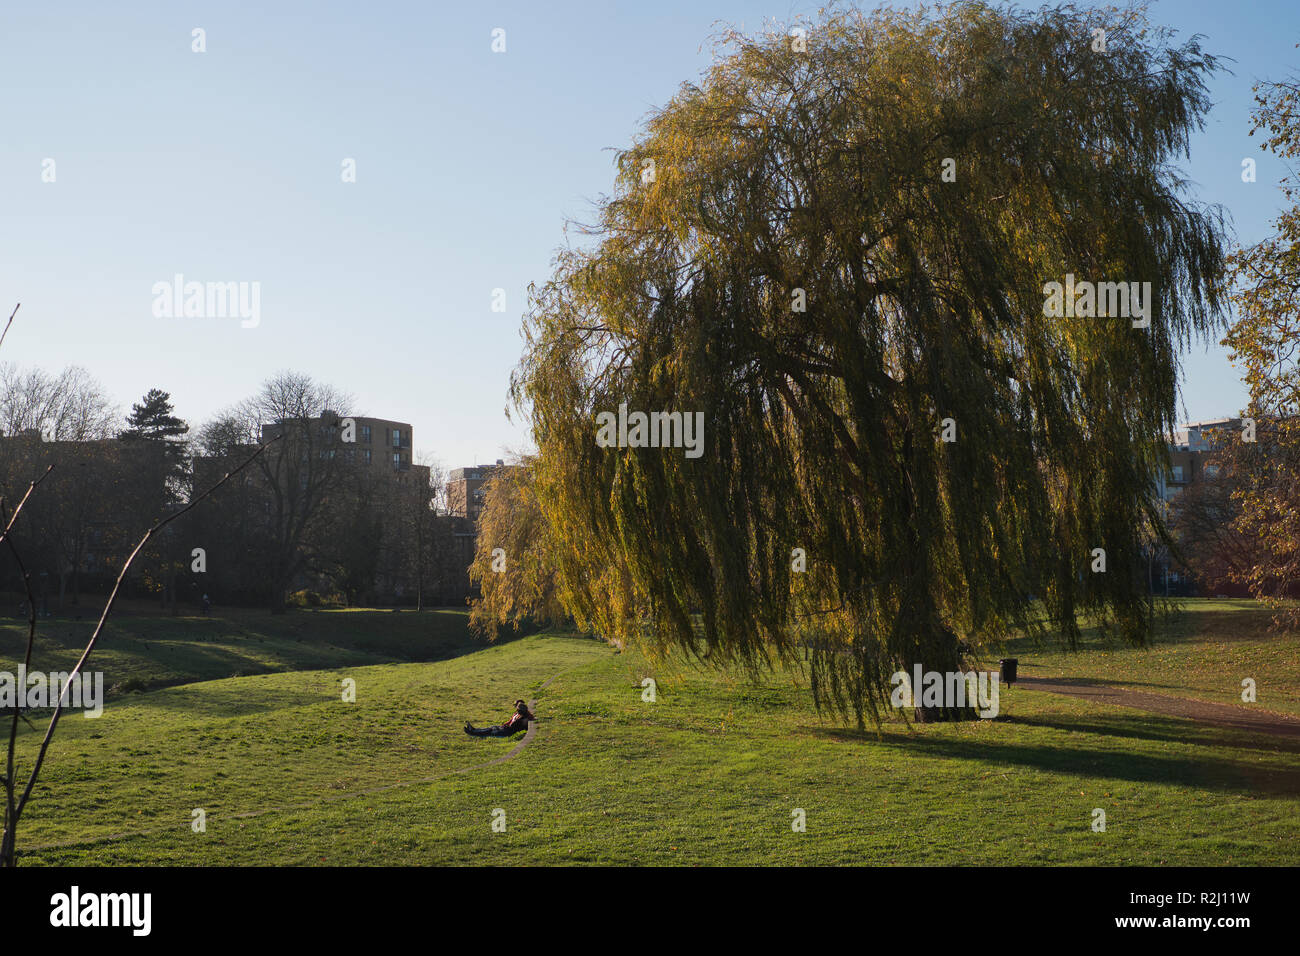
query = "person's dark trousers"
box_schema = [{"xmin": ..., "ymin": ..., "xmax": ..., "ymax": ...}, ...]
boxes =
[{"xmin": 465, "ymin": 724, "xmax": 521, "ymax": 737}]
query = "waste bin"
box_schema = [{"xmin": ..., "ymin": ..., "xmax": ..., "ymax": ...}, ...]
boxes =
[{"xmin": 999, "ymin": 658, "xmax": 1018, "ymax": 685}]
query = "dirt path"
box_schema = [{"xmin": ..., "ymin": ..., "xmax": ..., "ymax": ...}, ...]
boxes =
[{"xmin": 1015, "ymin": 676, "xmax": 1300, "ymax": 739}]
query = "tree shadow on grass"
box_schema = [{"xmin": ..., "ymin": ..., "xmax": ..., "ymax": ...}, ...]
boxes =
[
  {"xmin": 801, "ymin": 724, "xmax": 1300, "ymax": 799},
  {"xmin": 78, "ymin": 683, "xmax": 333, "ymax": 720},
  {"xmin": 996, "ymin": 713, "xmax": 1300, "ymax": 756}
]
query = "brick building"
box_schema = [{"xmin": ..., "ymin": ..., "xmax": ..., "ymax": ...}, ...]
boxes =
[
  {"xmin": 446, "ymin": 461, "xmax": 506, "ymax": 520},
  {"xmin": 1152, "ymin": 417, "xmax": 1243, "ymax": 595}
]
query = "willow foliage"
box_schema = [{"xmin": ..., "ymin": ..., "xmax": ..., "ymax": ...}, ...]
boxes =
[
  {"xmin": 468, "ymin": 458, "xmax": 567, "ymax": 639},
  {"xmin": 514, "ymin": 3, "xmax": 1227, "ymax": 724}
]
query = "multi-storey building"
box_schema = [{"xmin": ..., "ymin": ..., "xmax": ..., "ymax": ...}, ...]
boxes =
[
  {"xmin": 1151, "ymin": 417, "xmax": 1244, "ymax": 596},
  {"xmin": 0, "ymin": 430, "xmax": 169, "ymax": 605},
  {"xmin": 258, "ymin": 412, "xmax": 418, "ymax": 476},
  {"xmin": 188, "ymin": 411, "xmax": 437, "ymax": 604},
  {"xmin": 1154, "ymin": 417, "xmax": 1241, "ymax": 508},
  {"xmin": 446, "ymin": 460, "xmax": 506, "ymax": 520}
]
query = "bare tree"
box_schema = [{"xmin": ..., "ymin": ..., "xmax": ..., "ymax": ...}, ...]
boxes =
[
  {"xmin": 0, "ymin": 299, "xmax": 282, "ymax": 865},
  {"xmin": 0, "ymin": 364, "xmax": 117, "ymax": 441},
  {"xmin": 401, "ymin": 452, "xmax": 444, "ymax": 609},
  {"xmin": 0, "ymin": 364, "xmax": 123, "ymax": 607},
  {"xmin": 238, "ymin": 371, "xmax": 353, "ymax": 613}
]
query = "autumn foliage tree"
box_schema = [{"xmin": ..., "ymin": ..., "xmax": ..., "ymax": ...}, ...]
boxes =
[
  {"xmin": 1222, "ymin": 67, "xmax": 1300, "ymax": 626},
  {"xmin": 468, "ymin": 458, "xmax": 566, "ymax": 639},
  {"xmin": 513, "ymin": 4, "xmax": 1228, "ymax": 724}
]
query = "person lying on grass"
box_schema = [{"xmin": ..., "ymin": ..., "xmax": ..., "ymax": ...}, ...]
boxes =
[{"xmin": 464, "ymin": 699, "xmax": 534, "ymax": 737}]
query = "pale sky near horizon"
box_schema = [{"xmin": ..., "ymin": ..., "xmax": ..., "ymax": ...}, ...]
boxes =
[{"xmin": 1, "ymin": 0, "xmax": 1296, "ymax": 472}]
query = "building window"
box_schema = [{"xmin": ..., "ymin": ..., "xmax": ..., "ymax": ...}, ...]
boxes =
[
  {"xmin": 363, "ymin": 449, "xmax": 372, "ymax": 464},
  {"xmin": 361, "ymin": 425, "xmax": 371, "ymax": 443},
  {"xmin": 393, "ymin": 452, "xmax": 401, "ymax": 468},
  {"xmin": 1171, "ymin": 465, "xmax": 1184, "ymax": 482}
]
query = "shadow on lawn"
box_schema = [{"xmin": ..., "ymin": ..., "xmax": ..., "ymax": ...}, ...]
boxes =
[
  {"xmin": 802, "ymin": 720, "xmax": 1300, "ymax": 799},
  {"xmin": 996, "ymin": 713, "xmax": 1300, "ymax": 757}
]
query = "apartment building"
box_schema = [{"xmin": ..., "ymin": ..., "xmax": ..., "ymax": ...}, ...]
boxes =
[
  {"xmin": 446, "ymin": 460, "xmax": 506, "ymax": 520},
  {"xmin": 1151, "ymin": 416, "xmax": 1244, "ymax": 596},
  {"xmin": 1154, "ymin": 417, "xmax": 1241, "ymax": 507},
  {"xmin": 0, "ymin": 431, "xmax": 169, "ymax": 604},
  {"xmin": 258, "ymin": 412, "xmax": 418, "ymax": 475}
]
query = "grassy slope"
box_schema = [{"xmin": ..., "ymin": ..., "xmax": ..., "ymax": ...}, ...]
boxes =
[
  {"xmin": 0, "ymin": 603, "xmax": 488, "ymax": 695},
  {"xmin": 1001, "ymin": 599, "xmax": 1300, "ymax": 716},
  {"xmin": 13, "ymin": 634, "xmax": 593, "ymax": 855},
  {"xmin": 13, "ymin": 600, "xmax": 1299, "ymax": 866}
]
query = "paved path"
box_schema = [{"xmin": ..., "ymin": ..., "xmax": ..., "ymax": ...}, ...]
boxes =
[{"xmin": 1015, "ymin": 676, "xmax": 1300, "ymax": 739}]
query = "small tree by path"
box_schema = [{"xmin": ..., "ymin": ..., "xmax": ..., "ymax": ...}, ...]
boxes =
[{"xmin": 0, "ymin": 302, "xmax": 282, "ymax": 866}]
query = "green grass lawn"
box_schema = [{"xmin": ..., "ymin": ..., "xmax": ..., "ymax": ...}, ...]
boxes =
[
  {"xmin": 9, "ymin": 600, "xmax": 1298, "ymax": 866},
  {"xmin": 0, "ymin": 602, "xmax": 491, "ymax": 696},
  {"xmin": 1001, "ymin": 599, "xmax": 1300, "ymax": 716}
]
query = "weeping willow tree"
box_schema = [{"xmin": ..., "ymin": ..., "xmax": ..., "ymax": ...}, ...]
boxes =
[
  {"xmin": 468, "ymin": 457, "xmax": 568, "ymax": 639},
  {"xmin": 513, "ymin": 3, "xmax": 1227, "ymax": 725}
]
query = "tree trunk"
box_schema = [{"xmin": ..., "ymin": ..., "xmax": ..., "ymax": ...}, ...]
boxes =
[{"xmin": 910, "ymin": 624, "xmax": 983, "ymax": 723}]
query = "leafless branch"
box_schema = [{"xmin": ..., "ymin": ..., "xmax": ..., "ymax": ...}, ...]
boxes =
[
  {"xmin": 0, "ymin": 303, "xmax": 18, "ymax": 355},
  {"xmin": 0, "ymin": 433, "xmax": 282, "ymax": 865}
]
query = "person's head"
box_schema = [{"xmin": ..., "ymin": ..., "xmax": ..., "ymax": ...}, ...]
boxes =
[{"xmin": 515, "ymin": 700, "xmax": 529, "ymax": 714}]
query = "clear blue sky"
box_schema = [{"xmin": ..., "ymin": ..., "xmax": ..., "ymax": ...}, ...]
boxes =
[{"xmin": 1, "ymin": 0, "xmax": 1295, "ymax": 471}]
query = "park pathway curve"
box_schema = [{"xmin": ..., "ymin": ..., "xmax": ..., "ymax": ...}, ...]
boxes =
[{"xmin": 1015, "ymin": 676, "xmax": 1300, "ymax": 739}]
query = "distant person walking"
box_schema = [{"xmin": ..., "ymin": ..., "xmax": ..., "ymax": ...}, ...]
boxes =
[
  {"xmin": 201, "ymin": 593, "xmax": 211, "ymax": 615},
  {"xmin": 464, "ymin": 700, "xmax": 533, "ymax": 737}
]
